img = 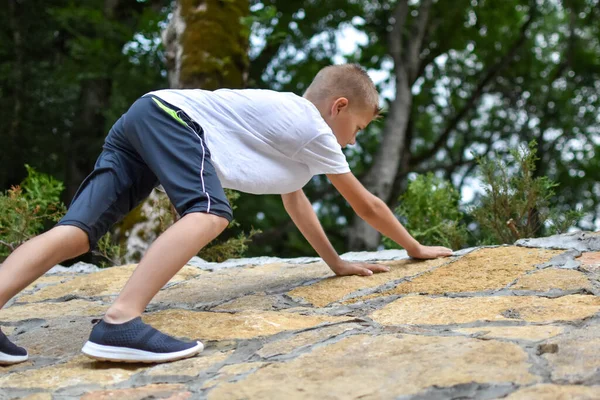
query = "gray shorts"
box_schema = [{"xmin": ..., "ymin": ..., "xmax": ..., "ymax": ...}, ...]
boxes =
[{"xmin": 57, "ymin": 95, "xmax": 233, "ymax": 250}]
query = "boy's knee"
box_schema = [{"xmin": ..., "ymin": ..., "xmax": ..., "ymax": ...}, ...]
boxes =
[
  {"xmin": 185, "ymin": 212, "xmax": 229, "ymax": 233},
  {"xmin": 213, "ymin": 215, "xmax": 230, "ymax": 232},
  {"xmin": 53, "ymin": 225, "xmax": 90, "ymax": 256}
]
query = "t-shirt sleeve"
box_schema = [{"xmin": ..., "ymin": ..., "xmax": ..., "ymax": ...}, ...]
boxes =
[{"xmin": 294, "ymin": 133, "xmax": 351, "ymax": 176}]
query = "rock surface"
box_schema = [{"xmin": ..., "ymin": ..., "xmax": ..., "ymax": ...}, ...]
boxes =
[{"xmin": 1, "ymin": 233, "xmax": 599, "ymax": 399}]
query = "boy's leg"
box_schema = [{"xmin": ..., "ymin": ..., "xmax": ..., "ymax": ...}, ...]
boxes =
[
  {"xmin": 1, "ymin": 111, "xmax": 158, "ymax": 365},
  {"xmin": 0, "ymin": 225, "xmax": 88, "ymax": 365},
  {"xmin": 0, "ymin": 226, "xmax": 89, "ymax": 309},
  {"xmin": 104, "ymin": 212, "xmax": 228, "ymax": 323},
  {"xmin": 81, "ymin": 96, "xmax": 233, "ymax": 363}
]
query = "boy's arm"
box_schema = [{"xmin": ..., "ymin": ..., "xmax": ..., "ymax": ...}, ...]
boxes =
[
  {"xmin": 327, "ymin": 172, "xmax": 453, "ymax": 259},
  {"xmin": 281, "ymin": 189, "xmax": 390, "ymax": 276}
]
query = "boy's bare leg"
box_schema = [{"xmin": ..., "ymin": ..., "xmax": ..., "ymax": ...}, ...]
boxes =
[
  {"xmin": 0, "ymin": 226, "xmax": 89, "ymax": 309},
  {"xmin": 103, "ymin": 212, "xmax": 228, "ymax": 324}
]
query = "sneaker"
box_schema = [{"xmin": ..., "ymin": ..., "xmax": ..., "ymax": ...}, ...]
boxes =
[
  {"xmin": 81, "ymin": 317, "xmax": 203, "ymax": 363},
  {"xmin": 0, "ymin": 327, "xmax": 28, "ymax": 365}
]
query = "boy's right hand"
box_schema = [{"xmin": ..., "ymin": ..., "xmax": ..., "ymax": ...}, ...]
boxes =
[{"xmin": 407, "ymin": 244, "xmax": 454, "ymax": 260}]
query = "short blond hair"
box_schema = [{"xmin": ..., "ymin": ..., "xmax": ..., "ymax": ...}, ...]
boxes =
[{"xmin": 304, "ymin": 64, "xmax": 380, "ymax": 116}]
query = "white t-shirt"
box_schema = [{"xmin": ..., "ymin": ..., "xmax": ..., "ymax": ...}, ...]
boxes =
[{"xmin": 145, "ymin": 88, "xmax": 350, "ymax": 194}]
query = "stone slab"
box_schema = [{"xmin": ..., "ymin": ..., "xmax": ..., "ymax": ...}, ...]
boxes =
[
  {"xmin": 202, "ymin": 362, "xmax": 270, "ymax": 389},
  {"xmin": 371, "ymin": 295, "xmax": 600, "ymax": 325},
  {"xmin": 287, "ymin": 258, "xmax": 448, "ymax": 307},
  {"xmin": 0, "ymin": 356, "xmax": 144, "ymax": 390},
  {"xmin": 17, "ymin": 394, "xmax": 53, "ymax": 400},
  {"xmin": 22, "ymin": 275, "xmax": 74, "ymax": 293},
  {"xmin": 579, "ymin": 252, "xmax": 600, "ymax": 272},
  {"xmin": 0, "ymin": 300, "xmax": 107, "ymax": 322},
  {"xmin": 15, "ymin": 317, "xmax": 95, "ymax": 358},
  {"xmin": 388, "ymin": 247, "xmax": 562, "ymax": 295},
  {"xmin": 80, "ymin": 384, "xmax": 191, "ymax": 400},
  {"xmin": 455, "ymin": 325, "xmax": 565, "ymax": 341},
  {"xmin": 512, "ymin": 268, "xmax": 592, "ymax": 291},
  {"xmin": 18, "ymin": 265, "xmax": 203, "ymax": 302},
  {"xmin": 212, "ymin": 293, "xmax": 279, "ymax": 312},
  {"xmin": 503, "ymin": 384, "xmax": 600, "ymax": 399},
  {"xmin": 206, "ymin": 334, "xmax": 538, "ymax": 399},
  {"xmin": 542, "ymin": 322, "xmax": 600, "ymax": 383},
  {"xmin": 154, "ymin": 262, "xmax": 332, "ymax": 307},
  {"xmin": 144, "ymin": 309, "xmax": 350, "ymax": 341},
  {"xmin": 516, "ymin": 231, "xmax": 600, "ymax": 251},
  {"xmin": 257, "ymin": 323, "xmax": 360, "ymax": 358},
  {"xmin": 146, "ymin": 351, "xmax": 231, "ymax": 377}
]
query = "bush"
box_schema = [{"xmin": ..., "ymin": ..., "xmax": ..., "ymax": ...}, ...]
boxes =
[
  {"xmin": 1, "ymin": 166, "xmax": 257, "ymax": 265},
  {"xmin": 383, "ymin": 172, "xmax": 468, "ymax": 250},
  {"xmin": 471, "ymin": 140, "xmax": 582, "ymax": 244},
  {"xmin": 0, "ymin": 165, "xmax": 66, "ymax": 258}
]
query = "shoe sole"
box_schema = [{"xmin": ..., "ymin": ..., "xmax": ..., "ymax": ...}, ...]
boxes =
[
  {"xmin": 0, "ymin": 351, "xmax": 28, "ymax": 365},
  {"xmin": 81, "ymin": 340, "xmax": 204, "ymax": 363}
]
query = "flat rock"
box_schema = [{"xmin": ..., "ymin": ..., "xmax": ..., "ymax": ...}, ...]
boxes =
[
  {"xmin": 0, "ymin": 355, "xmax": 144, "ymax": 390},
  {"xmin": 579, "ymin": 251, "xmax": 600, "ymax": 272},
  {"xmin": 287, "ymin": 258, "xmax": 448, "ymax": 307},
  {"xmin": 154, "ymin": 262, "xmax": 332, "ymax": 307},
  {"xmin": 212, "ymin": 293, "xmax": 279, "ymax": 312},
  {"xmin": 542, "ymin": 321, "xmax": 600, "ymax": 383},
  {"xmin": 80, "ymin": 384, "xmax": 191, "ymax": 400},
  {"xmin": 516, "ymin": 231, "xmax": 600, "ymax": 251},
  {"xmin": 256, "ymin": 323, "xmax": 360, "ymax": 358},
  {"xmin": 18, "ymin": 265, "xmax": 203, "ymax": 302},
  {"xmin": 144, "ymin": 309, "xmax": 350, "ymax": 341},
  {"xmin": 388, "ymin": 247, "xmax": 562, "ymax": 295},
  {"xmin": 15, "ymin": 317, "xmax": 95, "ymax": 358},
  {"xmin": 206, "ymin": 334, "xmax": 538, "ymax": 399},
  {"xmin": 145, "ymin": 351, "xmax": 231, "ymax": 377},
  {"xmin": 512, "ymin": 268, "xmax": 592, "ymax": 291},
  {"xmin": 0, "ymin": 300, "xmax": 107, "ymax": 322},
  {"xmin": 503, "ymin": 384, "xmax": 600, "ymax": 399},
  {"xmin": 371, "ymin": 295, "xmax": 600, "ymax": 325},
  {"xmin": 202, "ymin": 362, "xmax": 271, "ymax": 389},
  {"xmin": 454, "ymin": 325, "xmax": 565, "ymax": 341}
]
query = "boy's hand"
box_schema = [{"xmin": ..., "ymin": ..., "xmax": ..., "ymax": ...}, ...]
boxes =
[
  {"xmin": 407, "ymin": 244, "xmax": 453, "ymax": 259},
  {"xmin": 331, "ymin": 261, "xmax": 390, "ymax": 277}
]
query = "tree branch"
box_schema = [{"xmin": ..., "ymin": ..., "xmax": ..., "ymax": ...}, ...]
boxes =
[
  {"xmin": 411, "ymin": 2, "xmax": 538, "ymax": 166},
  {"xmin": 388, "ymin": 0, "xmax": 409, "ymax": 66},
  {"xmin": 406, "ymin": 0, "xmax": 434, "ymax": 82}
]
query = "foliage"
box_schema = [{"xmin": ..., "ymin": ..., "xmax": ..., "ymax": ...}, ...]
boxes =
[
  {"xmin": 94, "ymin": 232, "xmax": 125, "ymax": 269},
  {"xmin": 472, "ymin": 141, "xmax": 582, "ymax": 244},
  {"xmin": 2, "ymin": 0, "xmax": 599, "ymax": 258},
  {"xmin": 383, "ymin": 173, "xmax": 468, "ymax": 250},
  {"xmin": 0, "ymin": 165, "xmax": 66, "ymax": 258},
  {"xmin": 199, "ymin": 228, "xmax": 261, "ymax": 263}
]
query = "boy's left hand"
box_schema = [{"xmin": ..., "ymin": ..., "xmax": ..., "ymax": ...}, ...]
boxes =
[
  {"xmin": 408, "ymin": 244, "xmax": 453, "ymax": 259},
  {"xmin": 331, "ymin": 261, "xmax": 390, "ymax": 277}
]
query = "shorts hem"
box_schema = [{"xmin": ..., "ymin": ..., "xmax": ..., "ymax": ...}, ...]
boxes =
[
  {"xmin": 55, "ymin": 220, "xmax": 94, "ymax": 251},
  {"xmin": 181, "ymin": 206, "xmax": 233, "ymax": 223}
]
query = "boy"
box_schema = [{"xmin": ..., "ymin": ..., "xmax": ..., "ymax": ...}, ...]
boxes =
[{"xmin": 0, "ymin": 64, "xmax": 452, "ymax": 365}]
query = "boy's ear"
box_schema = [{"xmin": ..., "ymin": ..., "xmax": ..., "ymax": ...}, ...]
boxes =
[{"xmin": 331, "ymin": 97, "xmax": 349, "ymax": 116}]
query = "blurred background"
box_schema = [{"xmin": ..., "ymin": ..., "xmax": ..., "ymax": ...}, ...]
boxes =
[{"xmin": 1, "ymin": 0, "xmax": 599, "ymax": 265}]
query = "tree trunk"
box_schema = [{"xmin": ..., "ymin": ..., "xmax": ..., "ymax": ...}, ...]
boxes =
[
  {"xmin": 347, "ymin": 0, "xmax": 433, "ymax": 250},
  {"xmin": 118, "ymin": 0, "xmax": 250, "ymax": 262},
  {"xmin": 163, "ymin": 0, "xmax": 249, "ymax": 90}
]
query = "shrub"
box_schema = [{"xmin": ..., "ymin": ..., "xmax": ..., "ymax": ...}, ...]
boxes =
[
  {"xmin": 471, "ymin": 140, "xmax": 582, "ymax": 244},
  {"xmin": 0, "ymin": 165, "xmax": 66, "ymax": 258},
  {"xmin": 383, "ymin": 172, "xmax": 468, "ymax": 250}
]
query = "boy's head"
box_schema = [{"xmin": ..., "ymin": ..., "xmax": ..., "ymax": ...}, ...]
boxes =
[{"xmin": 304, "ymin": 64, "xmax": 380, "ymax": 147}]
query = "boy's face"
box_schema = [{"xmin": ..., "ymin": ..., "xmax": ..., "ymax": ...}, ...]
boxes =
[{"xmin": 324, "ymin": 97, "xmax": 374, "ymax": 148}]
